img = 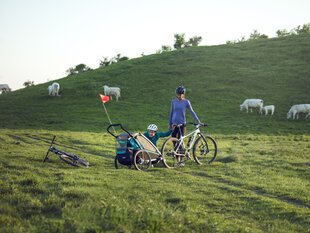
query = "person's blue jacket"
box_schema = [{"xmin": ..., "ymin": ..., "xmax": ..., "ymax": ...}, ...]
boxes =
[{"xmin": 169, "ymin": 98, "xmax": 200, "ymax": 126}]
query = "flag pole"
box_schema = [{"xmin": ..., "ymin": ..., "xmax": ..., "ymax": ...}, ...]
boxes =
[
  {"xmin": 102, "ymin": 102, "xmax": 116, "ymax": 134},
  {"xmin": 99, "ymin": 94, "xmax": 116, "ymax": 134}
]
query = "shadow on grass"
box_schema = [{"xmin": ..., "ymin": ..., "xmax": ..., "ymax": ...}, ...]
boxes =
[{"xmin": 216, "ymin": 154, "xmax": 239, "ymax": 163}]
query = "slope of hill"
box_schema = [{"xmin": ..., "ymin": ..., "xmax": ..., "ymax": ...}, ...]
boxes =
[{"xmin": 0, "ymin": 34, "xmax": 309, "ymax": 134}]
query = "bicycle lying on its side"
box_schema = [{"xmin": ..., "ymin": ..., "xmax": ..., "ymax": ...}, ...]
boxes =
[
  {"xmin": 43, "ymin": 136, "xmax": 89, "ymax": 167},
  {"xmin": 160, "ymin": 123, "xmax": 217, "ymax": 168}
]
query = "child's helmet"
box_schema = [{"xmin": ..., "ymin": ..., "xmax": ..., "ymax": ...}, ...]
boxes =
[
  {"xmin": 147, "ymin": 124, "xmax": 158, "ymax": 131},
  {"xmin": 176, "ymin": 86, "xmax": 186, "ymax": 94}
]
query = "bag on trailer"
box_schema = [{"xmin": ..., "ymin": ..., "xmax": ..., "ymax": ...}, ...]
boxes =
[{"xmin": 115, "ymin": 133, "xmax": 139, "ymax": 165}]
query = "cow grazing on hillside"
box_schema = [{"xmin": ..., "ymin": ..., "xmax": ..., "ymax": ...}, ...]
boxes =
[
  {"xmin": 48, "ymin": 82, "xmax": 60, "ymax": 96},
  {"xmin": 103, "ymin": 85, "xmax": 121, "ymax": 101},
  {"xmin": 240, "ymin": 99, "xmax": 264, "ymax": 114},
  {"xmin": 287, "ymin": 104, "xmax": 310, "ymax": 119},
  {"xmin": 0, "ymin": 84, "xmax": 11, "ymax": 93},
  {"xmin": 262, "ymin": 105, "xmax": 275, "ymax": 115}
]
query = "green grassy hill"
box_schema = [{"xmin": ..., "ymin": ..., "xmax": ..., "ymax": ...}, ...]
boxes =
[
  {"xmin": 1, "ymin": 34, "xmax": 309, "ymax": 134},
  {"xmin": 1, "ymin": 34, "xmax": 310, "ymax": 233}
]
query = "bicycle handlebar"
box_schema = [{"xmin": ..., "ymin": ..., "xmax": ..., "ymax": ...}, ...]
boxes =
[
  {"xmin": 174, "ymin": 123, "xmax": 208, "ymax": 127},
  {"xmin": 193, "ymin": 123, "xmax": 208, "ymax": 127}
]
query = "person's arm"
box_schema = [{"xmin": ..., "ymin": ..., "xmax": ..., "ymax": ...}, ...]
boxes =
[
  {"xmin": 186, "ymin": 100, "xmax": 201, "ymax": 124},
  {"xmin": 158, "ymin": 129, "xmax": 172, "ymax": 137},
  {"xmin": 168, "ymin": 100, "xmax": 173, "ymax": 127}
]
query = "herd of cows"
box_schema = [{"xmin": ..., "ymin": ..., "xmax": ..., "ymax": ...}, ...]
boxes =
[
  {"xmin": 1, "ymin": 83, "xmax": 309, "ymax": 120},
  {"xmin": 240, "ymin": 98, "xmax": 310, "ymax": 120}
]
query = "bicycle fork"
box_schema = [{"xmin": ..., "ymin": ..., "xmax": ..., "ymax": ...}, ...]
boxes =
[{"xmin": 43, "ymin": 135, "xmax": 56, "ymax": 162}]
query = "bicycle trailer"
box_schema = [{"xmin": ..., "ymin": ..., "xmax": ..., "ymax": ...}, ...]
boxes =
[{"xmin": 107, "ymin": 123, "xmax": 162, "ymax": 171}]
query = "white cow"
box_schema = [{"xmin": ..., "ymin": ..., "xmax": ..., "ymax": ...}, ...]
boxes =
[
  {"xmin": 262, "ymin": 105, "xmax": 275, "ymax": 115},
  {"xmin": 287, "ymin": 104, "xmax": 310, "ymax": 119},
  {"xmin": 0, "ymin": 84, "xmax": 11, "ymax": 93},
  {"xmin": 48, "ymin": 82, "xmax": 60, "ymax": 96},
  {"xmin": 103, "ymin": 85, "xmax": 121, "ymax": 101},
  {"xmin": 240, "ymin": 99, "xmax": 264, "ymax": 114}
]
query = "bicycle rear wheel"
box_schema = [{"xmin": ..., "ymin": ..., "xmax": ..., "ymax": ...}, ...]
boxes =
[
  {"xmin": 59, "ymin": 154, "xmax": 89, "ymax": 167},
  {"xmin": 133, "ymin": 150, "xmax": 151, "ymax": 171},
  {"xmin": 192, "ymin": 135, "xmax": 217, "ymax": 164},
  {"xmin": 160, "ymin": 137, "xmax": 181, "ymax": 169}
]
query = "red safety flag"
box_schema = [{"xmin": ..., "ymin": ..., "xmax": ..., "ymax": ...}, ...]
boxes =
[{"xmin": 99, "ymin": 94, "xmax": 109, "ymax": 104}]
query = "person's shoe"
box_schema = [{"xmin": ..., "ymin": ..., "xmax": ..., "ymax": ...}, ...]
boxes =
[{"xmin": 178, "ymin": 162, "xmax": 185, "ymax": 166}]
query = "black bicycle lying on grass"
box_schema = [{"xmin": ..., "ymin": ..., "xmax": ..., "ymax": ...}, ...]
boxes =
[{"xmin": 43, "ymin": 136, "xmax": 89, "ymax": 167}]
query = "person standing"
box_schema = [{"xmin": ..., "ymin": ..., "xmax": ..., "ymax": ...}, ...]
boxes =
[{"xmin": 169, "ymin": 86, "xmax": 201, "ymax": 138}]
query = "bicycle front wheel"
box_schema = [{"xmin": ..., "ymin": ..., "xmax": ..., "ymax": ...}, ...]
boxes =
[
  {"xmin": 160, "ymin": 137, "xmax": 181, "ymax": 169},
  {"xmin": 192, "ymin": 135, "xmax": 217, "ymax": 164},
  {"xmin": 133, "ymin": 150, "xmax": 151, "ymax": 171}
]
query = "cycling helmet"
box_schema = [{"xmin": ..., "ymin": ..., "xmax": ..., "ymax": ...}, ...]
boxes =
[
  {"xmin": 147, "ymin": 124, "xmax": 158, "ymax": 131},
  {"xmin": 176, "ymin": 86, "xmax": 186, "ymax": 94}
]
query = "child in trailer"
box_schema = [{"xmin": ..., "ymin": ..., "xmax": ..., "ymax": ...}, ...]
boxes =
[
  {"xmin": 143, "ymin": 124, "xmax": 172, "ymax": 165},
  {"xmin": 143, "ymin": 124, "xmax": 172, "ymax": 146}
]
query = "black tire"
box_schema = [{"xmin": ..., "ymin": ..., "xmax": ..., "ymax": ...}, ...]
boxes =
[
  {"xmin": 59, "ymin": 154, "xmax": 89, "ymax": 167},
  {"xmin": 114, "ymin": 156, "xmax": 132, "ymax": 169},
  {"xmin": 192, "ymin": 135, "xmax": 217, "ymax": 164},
  {"xmin": 160, "ymin": 137, "xmax": 181, "ymax": 169},
  {"xmin": 133, "ymin": 150, "xmax": 151, "ymax": 171}
]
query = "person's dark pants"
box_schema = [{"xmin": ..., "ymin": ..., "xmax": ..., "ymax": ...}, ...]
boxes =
[
  {"xmin": 172, "ymin": 124, "xmax": 186, "ymax": 139},
  {"xmin": 171, "ymin": 124, "xmax": 186, "ymax": 153}
]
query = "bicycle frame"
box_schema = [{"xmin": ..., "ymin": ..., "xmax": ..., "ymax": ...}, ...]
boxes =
[
  {"xmin": 174, "ymin": 123, "xmax": 204, "ymax": 158},
  {"xmin": 43, "ymin": 136, "xmax": 81, "ymax": 163}
]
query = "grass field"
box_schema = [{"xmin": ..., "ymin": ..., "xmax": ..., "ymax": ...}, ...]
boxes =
[{"xmin": 0, "ymin": 34, "xmax": 310, "ymax": 232}]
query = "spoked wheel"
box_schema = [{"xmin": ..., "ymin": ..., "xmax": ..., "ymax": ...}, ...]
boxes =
[
  {"xmin": 192, "ymin": 135, "xmax": 217, "ymax": 164},
  {"xmin": 161, "ymin": 137, "xmax": 182, "ymax": 169},
  {"xmin": 133, "ymin": 150, "xmax": 151, "ymax": 171},
  {"xmin": 59, "ymin": 154, "xmax": 89, "ymax": 167}
]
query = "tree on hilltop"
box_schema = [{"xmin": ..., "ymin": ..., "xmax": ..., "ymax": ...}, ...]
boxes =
[
  {"xmin": 23, "ymin": 80, "xmax": 35, "ymax": 87},
  {"xmin": 99, "ymin": 53, "xmax": 129, "ymax": 68},
  {"xmin": 173, "ymin": 33, "xmax": 186, "ymax": 49},
  {"xmin": 248, "ymin": 30, "xmax": 268, "ymax": 40},
  {"xmin": 157, "ymin": 33, "xmax": 202, "ymax": 53},
  {"xmin": 66, "ymin": 64, "xmax": 92, "ymax": 76}
]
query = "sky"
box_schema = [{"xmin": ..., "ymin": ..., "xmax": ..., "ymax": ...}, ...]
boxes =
[{"xmin": 0, "ymin": 0, "xmax": 309, "ymax": 91}]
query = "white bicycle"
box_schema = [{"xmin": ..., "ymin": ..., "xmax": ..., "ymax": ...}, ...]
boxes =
[{"xmin": 160, "ymin": 123, "xmax": 217, "ymax": 168}]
